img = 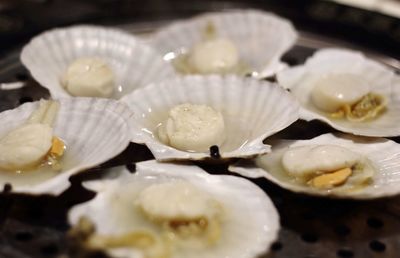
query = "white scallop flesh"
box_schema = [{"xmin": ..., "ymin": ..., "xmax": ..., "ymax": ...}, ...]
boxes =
[
  {"xmin": 311, "ymin": 73, "xmax": 371, "ymax": 112},
  {"xmin": 158, "ymin": 103, "xmax": 225, "ymax": 152},
  {"xmin": 68, "ymin": 161, "xmax": 281, "ymax": 258},
  {"xmin": 136, "ymin": 180, "xmax": 221, "ymax": 221},
  {"xmin": 0, "ymin": 123, "xmax": 53, "ymax": 171},
  {"xmin": 61, "ymin": 57, "xmax": 115, "ymax": 98},
  {"xmin": 282, "ymin": 145, "xmax": 361, "ymax": 178},
  {"xmin": 188, "ymin": 38, "xmax": 239, "ymax": 74},
  {"xmin": 0, "ymin": 100, "xmax": 59, "ymax": 171}
]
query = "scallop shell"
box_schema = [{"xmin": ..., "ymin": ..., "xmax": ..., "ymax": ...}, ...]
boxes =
[
  {"xmin": 150, "ymin": 9, "xmax": 298, "ymax": 78},
  {"xmin": 68, "ymin": 160, "xmax": 280, "ymax": 258},
  {"xmin": 120, "ymin": 75, "xmax": 300, "ymax": 161},
  {"xmin": 20, "ymin": 25, "xmax": 175, "ymax": 99},
  {"xmin": 277, "ymin": 48, "xmax": 400, "ymax": 137},
  {"xmin": 229, "ymin": 133, "xmax": 400, "ymax": 199},
  {"xmin": 0, "ymin": 98, "xmax": 133, "ymax": 195}
]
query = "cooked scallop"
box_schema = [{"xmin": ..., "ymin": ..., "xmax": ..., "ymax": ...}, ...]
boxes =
[
  {"xmin": 21, "ymin": 25, "xmax": 175, "ymax": 99},
  {"xmin": 0, "ymin": 100, "xmax": 61, "ymax": 172},
  {"xmin": 277, "ymin": 48, "xmax": 400, "ymax": 137},
  {"xmin": 68, "ymin": 160, "xmax": 280, "ymax": 258},
  {"xmin": 229, "ymin": 133, "xmax": 400, "ymax": 199},
  {"xmin": 121, "ymin": 75, "xmax": 299, "ymax": 161},
  {"xmin": 0, "ymin": 98, "xmax": 133, "ymax": 195},
  {"xmin": 157, "ymin": 103, "xmax": 225, "ymax": 152},
  {"xmin": 61, "ymin": 57, "xmax": 115, "ymax": 98},
  {"xmin": 151, "ymin": 10, "xmax": 298, "ymax": 78}
]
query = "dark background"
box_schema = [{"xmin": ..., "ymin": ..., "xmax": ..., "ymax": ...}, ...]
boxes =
[
  {"xmin": 0, "ymin": 0, "xmax": 399, "ymax": 59},
  {"xmin": 0, "ymin": 1, "xmax": 399, "ymax": 258}
]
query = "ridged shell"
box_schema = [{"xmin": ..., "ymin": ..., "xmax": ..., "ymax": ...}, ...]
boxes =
[
  {"xmin": 120, "ymin": 75, "xmax": 300, "ymax": 161},
  {"xmin": 68, "ymin": 160, "xmax": 280, "ymax": 258},
  {"xmin": 229, "ymin": 133, "xmax": 400, "ymax": 199},
  {"xmin": 0, "ymin": 98, "xmax": 133, "ymax": 195},
  {"xmin": 151, "ymin": 9, "xmax": 298, "ymax": 78},
  {"xmin": 277, "ymin": 48, "xmax": 400, "ymax": 137},
  {"xmin": 20, "ymin": 25, "xmax": 175, "ymax": 99}
]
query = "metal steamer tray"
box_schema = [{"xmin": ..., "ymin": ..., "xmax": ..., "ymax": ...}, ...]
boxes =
[{"xmin": 0, "ymin": 1, "xmax": 400, "ymax": 258}]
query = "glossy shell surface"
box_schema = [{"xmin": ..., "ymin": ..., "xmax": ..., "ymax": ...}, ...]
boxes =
[
  {"xmin": 151, "ymin": 9, "xmax": 298, "ymax": 78},
  {"xmin": 68, "ymin": 160, "xmax": 280, "ymax": 258},
  {"xmin": 21, "ymin": 25, "xmax": 175, "ymax": 99},
  {"xmin": 0, "ymin": 98, "xmax": 133, "ymax": 195},
  {"xmin": 121, "ymin": 75, "xmax": 300, "ymax": 161},
  {"xmin": 277, "ymin": 48, "xmax": 400, "ymax": 137},
  {"xmin": 229, "ymin": 133, "xmax": 400, "ymax": 199}
]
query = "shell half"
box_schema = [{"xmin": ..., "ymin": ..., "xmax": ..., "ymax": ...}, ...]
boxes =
[
  {"xmin": 120, "ymin": 75, "xmax": 300, "ymax": 161},
  {"xmin": 0, "ymin": 98, "xmax": 133, "ymax": 195},
  {"xmin": 229, "ymin": 133, "xmax": 400, "ymax": 199},
  {"xmin": 68, "ymin": 160, "xmax": 280, "ymax": 258},
  {"xmin": 20, "ymin": 25, "xmax": 175, "ymax": 99},
  {"xmin": 150, "ymin": 9, "xmax": 298, "ymax": 78},
  {"xmin": 277, "ymin": 48, "xmax": 400, "ymax": 137}
]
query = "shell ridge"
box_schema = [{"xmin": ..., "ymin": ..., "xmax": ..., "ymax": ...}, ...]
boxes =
[
  {"xmin": 21, "ymin": 25, "xmax": 174, "ymax": 100},
  {"xmin": 231, "ymin": 133, "xmax": 400, "ymax": 199},
  {"xmin": 0, "ymin": 98, "xmax": 133, "ymax": 195}
]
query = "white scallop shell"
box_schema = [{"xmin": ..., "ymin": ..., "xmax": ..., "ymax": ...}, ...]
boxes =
[
  {"xmin": 20, "ymin": 25, "xmax": 175, "ymax": 99},
  {"xmin": 120, "ymin": 75, "xmax": 300, "ymax": 161},
  {"xmin": 0, "ymin": 98, "xmax": 133, "ymax": 195},
  {"xmin": 229, "ymin": 133, "xmax": 400, "ymax": 199},
  {"xmin": 151, "ymin": 9, "xmax": 298, "ymax": 78},
  {"xmin": 277, "ymin": 48, "xmax": 400, "ymax": 137},
  {"xmin": 68, "ymin": 160, "xmax": 280, "ymax": 258}
]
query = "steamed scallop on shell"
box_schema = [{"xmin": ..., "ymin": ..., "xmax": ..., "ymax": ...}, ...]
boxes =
[
  {"xmin": 277, "ymin": 48, "xmax": 400, "ymax": 137},
  {"xmin": 20, "ymin": 25, "xmax": 174, "ymax": 99},
  {"xmin": 151, "ymin": 10, "xmax": 298, "ymax": 78},
  {"xmin": 68, "ymin": 160, "xmax": 280, "ymax": 258},
  {"xmin": 0, "ymin": 98, "xmax": 133, "ymax": 195},
  {"xmin": 229, "ymin": 133, "xmax": 400, "ymax": 199},
  {"xmin": 120, "ymin": 75, "xmax": 299, "ymax": 161}
]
